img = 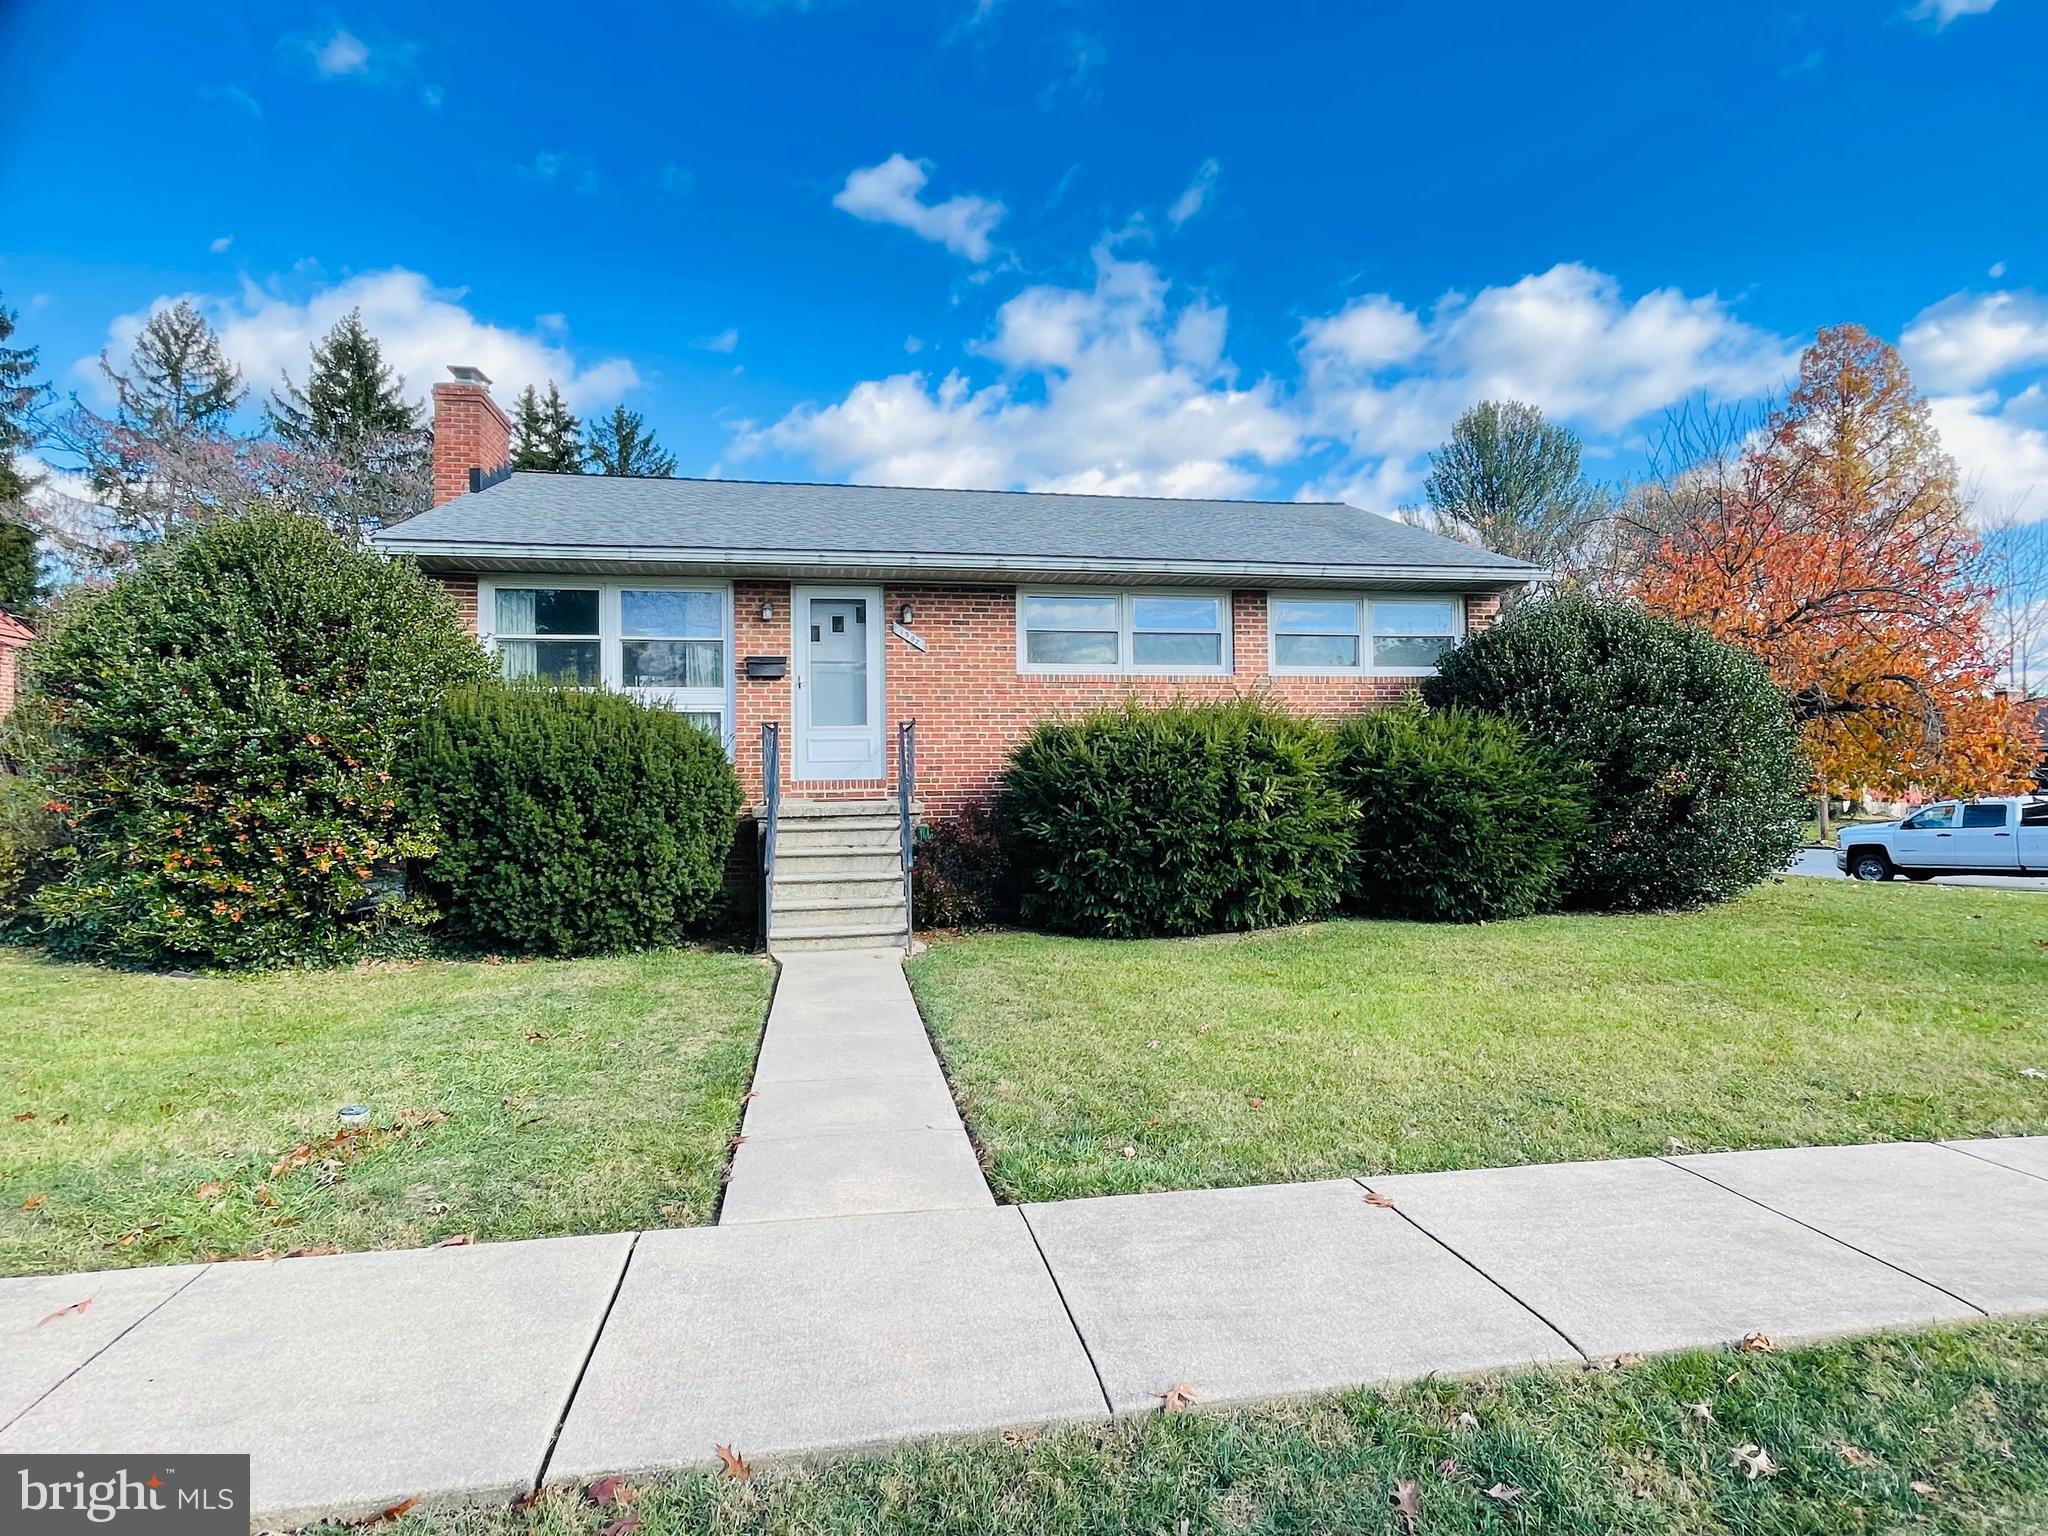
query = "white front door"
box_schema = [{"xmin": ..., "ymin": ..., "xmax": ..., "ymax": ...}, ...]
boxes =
[{"xmin": 793, "ymin": 585, "xmax": 885, "ymax": 780}]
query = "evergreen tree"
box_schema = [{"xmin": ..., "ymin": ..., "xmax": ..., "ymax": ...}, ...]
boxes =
[
  {"xmin": 265, "ymin": 310, "xmax": 430, "ymax": 532},
  {"xmin": 584, "ymin": 404, "xmax": 677, "ymax": 477},
  {"xmin": 509, "ymin": 382, "xmax": 584, "ymax": 473},
  {"xmin": 266, "ymin": 308, "xmax": 424, "ymax": 449},
  {"xmin": 0, "ymin": 293, "xmax": 48, "ymax": 613},
  {"xmin": 44, "ymin": 301, "xmax": 252, "ymax": 569}
]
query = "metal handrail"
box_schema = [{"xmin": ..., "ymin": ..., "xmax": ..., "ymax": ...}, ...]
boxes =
[
  {"xmin": 761, "ymin": 721, "xmax": 780, "ymax": 948},
  {"xmin": 897, "ymin": 719, "xmax": 916, "ymax": 953}
]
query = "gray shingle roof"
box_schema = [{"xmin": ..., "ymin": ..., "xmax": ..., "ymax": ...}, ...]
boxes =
[{"xmin": 375, "ymin": 472, "xmax": 1536, "ymax": 584}]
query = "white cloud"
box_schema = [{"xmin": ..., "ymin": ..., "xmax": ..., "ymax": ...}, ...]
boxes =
[
  {"xmin": 734, "ymin": 244, "xmax": 1297, "ymax": 497},
  {"xmin": 1168, "ymin": 158, "xmax": 1221, "ymax": 228},
  {"xmin": 1989, "ymin": 260, "xmax": 2007, "ymax": 279},
  {"xmin": 695, "ymin": 328, "xmax": 740, "ymax": 354},
  {"xmin": 1929, "ymin": 388, "xmax": 2048, "ymax": 520},
  {"xmin": 1298, "ymin": 263, "xmax": 1796, "ymax": 503},
  {"xmin": 516, "ymin": 152, "xmax": 600, "ymax": 195},
  {"xmin": 88, "ymin": 269, "xmax": 638, "ymax": 415},
  {"xmin": 903, "ymin": 335, "xmax": 924, "ymax": 354},
  {"xmin": 1907, "ymin": 0, "xmax": 1996, "ymax": 26},
  {"xmin": 209, "ymin": 235, "xmax": 233, "ymax": 254},
  {"xmin": 1901, "ymin": 289, "xmax": 2048, "ymax": 391},
  {"xmin": 831, "ymin": 154, "xmax": 1006, "ymax": 263},
  {"xmin": 312, "ymin": 27, "xmax": 370, "ymax": 76}
]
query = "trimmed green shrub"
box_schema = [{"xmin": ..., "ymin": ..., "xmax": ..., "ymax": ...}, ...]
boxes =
[
  {"xmin": 1422, "ymin": 594, "xmax": 1807, "ymax": 910},
  {"xmin": 405, "ymin": 682, "xmax": 742, "ymax": 956},
  {"xmin": 998, "ymin": 698, "xmax": 1356, "ymax": 938},
  {"xmin": 1332, "ymin": 702, "xmax": 1590, "ymax": 922},
  {"xmin": 0, "ymin": 771, "xmax": 62, "ymax": 919},
  {"xmin": 911, "ymin": 801, "xmax": 1014, "ymax": 931},
  {"xmin": 22, "ymin": 509, "xmax": 490, "ymax": 967}
]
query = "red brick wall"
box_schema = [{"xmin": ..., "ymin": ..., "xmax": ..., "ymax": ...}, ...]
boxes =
[
  {"xmin": 437, "ymin": 574, "xmax": 1504, "ymax": 816},
  {"xmin": 430, "ymin": 383, "xmax": 511, "ymax": 508},
  {"xmin": 439, "ymin": 575, "xmax": 479, "ymax": 632},
  {"xmin": 734, "ymin": 583, "xmax": 1504, "ymax": 815},
  {"xmin": 0, "ymin": 641, "xmax": 20, "ymax": 718}
]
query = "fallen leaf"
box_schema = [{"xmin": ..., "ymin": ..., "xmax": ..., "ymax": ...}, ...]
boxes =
[
  {"xmin": 1911, "ymin": 1479, "xmax": 1940, "ymax": 1497},
  {"xmin": 1685, "ymin": 1400, "xmax": 1715, "ymax": 1423},
  {"xmin": 51, "ymin": 1114, "xmax": 68, "ymax": 1126},
  {"xmin": 1001, "ymin": 1425, "xmax": 1041, "ymax": 1446},
  {"xmin": 729, "ymin": 1135, "xmax": 748, "ymax": 1149},
  {"xmin": 714, "ymin": 1445, "xmax": 752, "ymax": 1481},
  {"xmin": 1739, "ymin": 1332, "xmax": 1776, "ymax": 1354},
  {"xmin": 254, "ymin": 1183, "xmax": 278, "ymax": 1207},
  {"xmin": 525, "ymin": 1031, "xmax": 555, "ymax": 1043},
  {"xmin": 1146, "ymin": 1039, "xmax": 1161, "ymax": 1050},
  {"xmin": 1121, "ymin": 1145, "xmax": 1137, "ymax": 1158},
  {"xmin": 432, "ymin": 1234, "xmax": 475, "ymax": 1248},
  {"xmin": 1246, "ymin": 1096, "xmax": 1264, "ymax": 1109},
  {"xmin": 2021, "ymin": 1067, "xmax": 2046, "ymax": 1079},
  {"xmin": 585, "ymin": 1476, "xmax": 627, "ymax": 1507},
  {"xmin": 370, "ymin": 1495, "xmax": 419, "ymax": 1524},
  {"xmin": 739, "ymin": 1089, "xmax": 759, "ymax": 1104},
  {"xmin": 1435, "ymin": 1457, "xmax": 1458, "ymax": 1477},
  {"xmin": 20, "ymin": 1193, "xmax": 46, "ymax": 1211},
  {"xmin": 195, "ymin": 1181, "xmax": 224, "ymax": 1199},
  {"xmin": 1837, "ymin": 1443, "xmax": 1881, "ymax": 1469},
  {"xmin": 36, "ymin": 1298, "xmax": 91, "ymax": 1326},
  {"xmin": 1390, "ymin": 1477, "xmax": 1420, "ymax": 1532},
  {"xmin": 1483, "ymin": 1483, "xmax": 1522, "ymax": 1505},
  {"xmin": 1730, "ymin": 1444, "xmax": 1778, "ymax": 1480},
  {"xmin": 1158, "ymin": 1382, "xmax": 1198, "ymax": 1414},
  {"xmin": 1363, "ymin": 1191, "xmax": 1396, "ymax": 1209},
  {"xmin": 12, "ymin": 1111, "xmax": 34, "ymax": 1122}
]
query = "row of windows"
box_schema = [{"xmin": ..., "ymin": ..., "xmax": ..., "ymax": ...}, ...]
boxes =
[
  {"xmin": 1016, "ymin": 591, "xmax": 1464, "ymax": 677},
  {"xmin": 479, "ymin": 584, "xmax": 1474, "ymax": 729}
]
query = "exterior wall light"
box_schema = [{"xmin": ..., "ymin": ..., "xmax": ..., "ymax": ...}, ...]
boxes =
[
  {"xmin": 898, "ymin": 602, "xmax": 914, "ymax": 625},
  {"xmin": 758, "ymin": 601, "xmax": 774, "ymax": 622}
]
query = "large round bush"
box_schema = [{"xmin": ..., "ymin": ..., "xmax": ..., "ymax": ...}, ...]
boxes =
[
  {"xmin": 998, "ymin": 698, "xmax": 1356, "ymax": 938},
  {"xmin": 1332, "ymin": 703, "xmax": 1590, "ymax": 922},
  {"xmin": 1422, "ymin": 594, "xmax": 1806, "ymax": 910},
  {"xmin": 404, "ymin": 683, "xmax": 741, "ymax": 956},
  {"xmin": 22, "ymin": 509, "xmax": 490, "ymax": 967}
]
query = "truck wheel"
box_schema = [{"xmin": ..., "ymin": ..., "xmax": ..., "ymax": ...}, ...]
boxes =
[{"xmin": 1849, "ymin": 850, "xmax": 1893, "ymax": 882}]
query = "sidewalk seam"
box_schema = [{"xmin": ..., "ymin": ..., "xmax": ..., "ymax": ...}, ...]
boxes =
[
  {"xmin": 1351, "ymin": 1177, "xmax": 1592, "ymax": 1362},
  {"xmin": 533, "ymin": 1231, "xmax": 642, "ymax": 1491},
  {"xmin": 1939, "ymin": 1140, "xmax": 2048, "ymax": 1186},
  {"xmin": 0, "ymin": 1262, "xmax": 214, "ymax": 1436},
  {"xmin": 1018, "ymin": 1206, "xmax": 1114, "ymax": 1418},
  {"xmin": 1656, "ymin": 1157, "xmax": 1989, "ymax": 1317}
]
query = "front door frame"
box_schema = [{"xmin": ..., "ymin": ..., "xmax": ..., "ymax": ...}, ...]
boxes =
[{"xmin": 791, "ymin": 583, "xmax": 887, "ymax": 781}]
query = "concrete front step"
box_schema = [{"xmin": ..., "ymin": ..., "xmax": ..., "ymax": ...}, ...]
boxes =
[
  {"xmin": 774, "ymin": 848, "xmax": 904, "ymax": 878},
  {"xmin": 772, "ymin": 924, "xmax": 911, "ymax": 953},
  {"xmin": 774, "ymin": 872, "xmax": 904, "ymax": 904},
  {"xmin": 775, "ymin": 800, "xmax": 900, "ymax": 821},
  {"xmin": 773, "ymin": 899, "xmax": 907, "ymax": 929},
  {"xmin": 777, "ymin": 826, "xmax": 902, "ymax": 855}
]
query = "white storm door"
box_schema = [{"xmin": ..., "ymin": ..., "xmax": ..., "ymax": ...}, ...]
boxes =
[{"xmin": 792, "ymin": 585, "xmax": 885, "ymax": 780}]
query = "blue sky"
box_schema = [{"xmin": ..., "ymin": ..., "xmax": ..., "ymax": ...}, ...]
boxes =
[{"xmin": 2, "ymin": 0, "xmax": 2045, "ymax": 518}]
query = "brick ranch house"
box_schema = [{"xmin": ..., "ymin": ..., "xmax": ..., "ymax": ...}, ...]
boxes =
[{"xmin": 375, "ymin": 368, "xmax": 1538, "ymax": 948}]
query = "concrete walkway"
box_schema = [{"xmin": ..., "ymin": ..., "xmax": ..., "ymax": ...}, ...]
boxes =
[
  {"xmin": 722, "ymin": 949, "xmax": 990, "ymax": 1223},
  {"xmin": 6, "ymin": 1049, "xmax": 2048, "ymax": 1528}
]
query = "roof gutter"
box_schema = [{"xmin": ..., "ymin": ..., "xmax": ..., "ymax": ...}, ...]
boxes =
[{"xmin": 369, "ymin": 536, "xmax": 1540, "ymax": 585}]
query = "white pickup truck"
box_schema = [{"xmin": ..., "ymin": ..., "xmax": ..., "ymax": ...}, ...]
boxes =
[{"xmin": 1836, "ymin": 795, "xmax": 2048, "ymax": 881}]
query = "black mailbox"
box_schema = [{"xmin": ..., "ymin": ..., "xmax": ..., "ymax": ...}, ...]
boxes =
[{"xmin": 744, "ymin": 655, "xmax": 788, "ymax": 680}]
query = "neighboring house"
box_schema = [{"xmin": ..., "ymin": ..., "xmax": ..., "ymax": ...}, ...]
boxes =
[
  {"xmin": 375, "ymin": 367, "xmax": 1538, "ymax": 947},
  {"xmin": 0, "ymin": 610, "xmax": 32, "ymax": 718}
]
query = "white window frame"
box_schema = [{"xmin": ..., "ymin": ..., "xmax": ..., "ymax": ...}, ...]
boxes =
[
  {"xmin": 477, "ymin": 576, "xmax": 736, "ymax": 750},
  {"xmin": 1015, "ymin": 588, "xmax": 1234, "ymax": 678},
  {"xmin": 1267, "ymin": 591, "xmax": 1467, "ymax": 679}
]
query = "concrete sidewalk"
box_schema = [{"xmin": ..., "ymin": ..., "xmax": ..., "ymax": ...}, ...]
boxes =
[
  {"xmin": 6, "ymin": 1136, "xmax": 2046, "ymax": 1528},
  {"xmin": 722, "ymin": 949, "xmax": 990, "ymax": 1223},
  {"xmin": 7, "ymin": 945, "xmax": 2048, "ymax": 1536}
]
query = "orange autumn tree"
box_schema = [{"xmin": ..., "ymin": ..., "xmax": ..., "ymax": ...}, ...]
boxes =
[{"xmin": 1627, "ymin": 324, "xmax": 2039, "ymax": 826}]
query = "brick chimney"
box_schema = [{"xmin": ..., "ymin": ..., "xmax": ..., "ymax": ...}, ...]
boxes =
[{"xmin": 431, "ymin": 365, "xmax": 511, "ymax": 506}]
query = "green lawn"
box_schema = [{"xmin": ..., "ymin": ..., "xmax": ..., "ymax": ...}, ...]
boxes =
[
  {"xmin": 908, "ymin": 879, "xmax": 2048, "ymax": 1204},
  {"xmin": 369, "ymin": 1320, "xmax": 2048, "ymax": 1536},
  {"xmin": 0, "ymin": 947, "xmax": 772, "ymax": 1277}
]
